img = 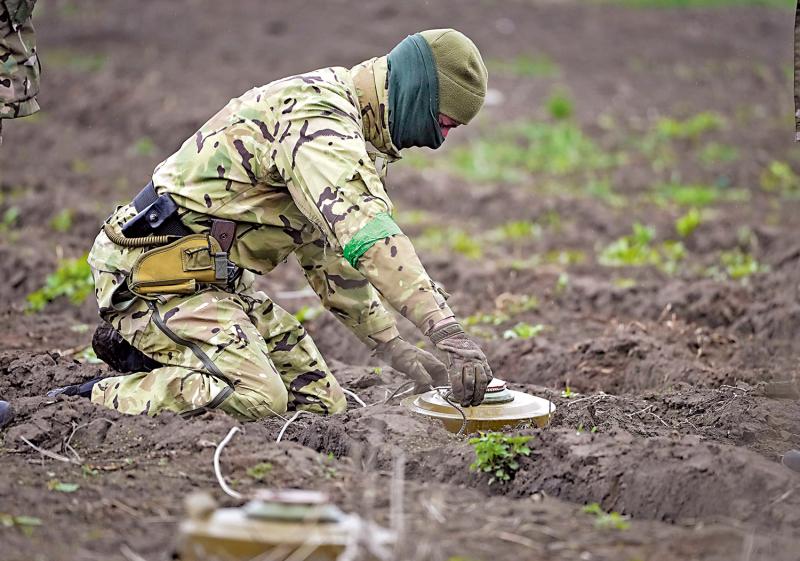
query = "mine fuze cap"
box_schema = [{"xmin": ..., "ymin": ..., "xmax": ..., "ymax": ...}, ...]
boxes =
[{"xmin": 419, "ymin": 28, "xmax": 488, "ymax": 125}]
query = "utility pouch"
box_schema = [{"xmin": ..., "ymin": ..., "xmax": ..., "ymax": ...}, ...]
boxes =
[{"xmin": 129, "ymin": 234, "xmax": 229, "ymax": 296}]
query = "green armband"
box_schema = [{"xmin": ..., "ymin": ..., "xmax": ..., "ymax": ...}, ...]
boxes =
[{"xmin": 343, "ymin": 212, "xmax": 403, "ymax": 268}]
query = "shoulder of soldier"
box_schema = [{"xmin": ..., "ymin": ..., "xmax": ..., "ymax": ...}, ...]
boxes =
[{"xmin": 258, "ymin": 66, "xmax": 359, "ymax": 117}]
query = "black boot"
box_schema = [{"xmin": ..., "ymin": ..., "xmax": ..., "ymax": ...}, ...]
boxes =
[
  {"xmin": 47, "ymin": 378, "xmax": 102, "ymax": 399},
  {"xmin": 92, "ymin": 322, "xmax": 161, "ymax": 373},
  {"xmin": 0, "ymin": 401, "xmax": 14, "ymax": 429}
]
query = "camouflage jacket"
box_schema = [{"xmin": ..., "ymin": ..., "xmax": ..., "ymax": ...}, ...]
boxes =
[
  {"xmin": 0, "ymin": 0, "xmax": 40, "ymax": 119},
  {"xmin": 110, "ymin": 57, "xmax": 453, "ymax": 345}
]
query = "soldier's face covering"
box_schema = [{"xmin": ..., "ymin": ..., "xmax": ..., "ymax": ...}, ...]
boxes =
[{"xmin": 387, "ymin": 34, "xmax": 445, "ymax": 150}]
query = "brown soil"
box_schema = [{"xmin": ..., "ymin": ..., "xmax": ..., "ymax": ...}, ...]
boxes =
[{"xmin": 1, "ymin": 1, "xmax": 799, "ymax": 560}]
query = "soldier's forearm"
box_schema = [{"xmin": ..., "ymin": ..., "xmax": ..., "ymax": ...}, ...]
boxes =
[{"xmin": 357, "ymin": 235, "xmax": 453, "ymax": 334}]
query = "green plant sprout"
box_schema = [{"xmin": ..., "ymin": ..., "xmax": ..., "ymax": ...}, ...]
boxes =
[
  {"xmin": 697, "ymin": 142, "xmax": 738, "ymax": 167},
  {"xmin": 760, "ymin": 160, "xmax": 800, "ymax": 194},
  {"xmin": 246, "ymin": 462, "xmax": 273, "ymax": 481},
  {"xmin": 469, "ymin": 432, "xmax": 532, "ymax": 484},
  {"xmin": 502, "ymin": 322, "xmax": 545, "ymax": 340},
  {"xmin": 417, "ymin": 228, "xmax": 483, "ymax": 259},
  {"xmin": 675, "ymin": 207, "xmax": 701, "ymax": 237},
  {"xmin": 1, "ymin": 206, "xmax": 20, "ymax": 232},
  {"xmin": 0, "ymin": 513, "xmax": 42, "ymax": 536},
  {"xmin": 598, "ymin": 224, "xmax": 685, "ymax": 273},
  {"xmin": 50, "ymin": 209, "xmax": 74, "ymax": 233},
  {"xmin": 654, "ymin": 112, "xmax": 725, "ymax": 141},
  {"xmin": 47, "ymin": 480, "xmax": 80, "ymax": 493},
  {"xmin": 26, "ymin": 255, "xmax": 94, "ymax": 312},
  {"xmin": 488, "ymin": 54, "xmax": 560, "ymax": 78},
  {"xmin": 132, "ymin": 136, "xmax": 157, "ymax": 157},
  {"xmin": 545, "ymin": 88, "xmax": 573, "ymax": 120},
  {"xmin": 292, "ymin": 305, "xmax": 323, "ymax": 324},
  {"xmin": 447, "ymin": 121, "xmax": 618, "ymax": 182},
  {"xmin": 706, "ymin": 249, "xmax": 769, "ymax": 281},
  {"xmin": 582, "ymin": 502, "xmax": 630, "ymax": 530},
  {"xmin": 555, "ymin": 272, "xmax": 570, "ymax": 293},
  {"xmin": 561, "ymin": 385, "xmax": 575, "ymax": 399}
]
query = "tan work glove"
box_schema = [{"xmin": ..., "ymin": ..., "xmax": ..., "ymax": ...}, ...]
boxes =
[
  {"xmin": 374, "ymin": 337, "xmax": 449, "ymax": 394},
  {"xmin": 429, "ymin": 323, "xmax": 493, "ymax": 407}
]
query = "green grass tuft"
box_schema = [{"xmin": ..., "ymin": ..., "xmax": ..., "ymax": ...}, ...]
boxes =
[
  {"xmin": 469, "ymin": 432, "xmax": 532, "ymax": 485},
  {"xmin": 488, "ymin": 54, "xmax": 560, "ymax": 78},
  {"xmin": 26, "ymin": 255, "xmax": 94, "ymax": 312}
]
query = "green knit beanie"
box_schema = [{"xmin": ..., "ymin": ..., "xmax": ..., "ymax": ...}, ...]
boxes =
[{"xmin": 419, "ymin": 29, "xmax": 488, "ymax": 125}]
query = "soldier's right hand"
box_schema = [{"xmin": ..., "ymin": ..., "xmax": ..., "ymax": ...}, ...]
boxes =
[
  {"xmin": 374, "ymin": 336, "xmax": 449, "ymax": 394},
  {"xmin": 428, "ymin": 322, "xmax": 493, "ymax": 407}
]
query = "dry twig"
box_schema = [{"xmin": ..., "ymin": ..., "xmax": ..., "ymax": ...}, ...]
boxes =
[{"xmin": 20, "ymin": 436, "xmax": 80, "ymax": 464}]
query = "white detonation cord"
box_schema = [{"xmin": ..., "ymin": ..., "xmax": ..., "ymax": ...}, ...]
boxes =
[{"xmin": 214, "ymin": 426, "xmax": 244, "ymax": 499}]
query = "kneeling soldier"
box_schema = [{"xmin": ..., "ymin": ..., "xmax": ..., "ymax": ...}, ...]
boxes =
[{"xmin": 52, "ymin": 29, "xmax": 493, "ymax": 420}]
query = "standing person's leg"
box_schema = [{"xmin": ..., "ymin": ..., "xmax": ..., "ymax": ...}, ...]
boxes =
[
  {"xmin": 93, "ymin": 288, "xmax": 289, "ymax": 420},
  {"xmin": 240, "ymin": 287, "xmax": 347, "ymax": 415}
]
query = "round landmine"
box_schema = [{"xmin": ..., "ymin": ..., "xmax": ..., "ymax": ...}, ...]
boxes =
[{"xmin": 402, "ymin": 379, "xmax": 554, "ymax": 434}]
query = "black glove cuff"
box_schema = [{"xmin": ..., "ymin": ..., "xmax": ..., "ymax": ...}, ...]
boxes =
[{"xmin": 429, "ymin": 323, "xmax": 465, "ymax": 345}]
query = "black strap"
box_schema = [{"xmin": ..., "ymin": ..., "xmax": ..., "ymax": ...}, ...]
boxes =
[
  {"xmin": 429, "ymin": 322, "xmax": 465, "ymax": 344},
  {"xmin": 132, "ymin": 181, "xmax": 159, "ymax": 212},
  {"xmin": 124, "ymin": 181, "xmax": 191, "ymax": 238}
]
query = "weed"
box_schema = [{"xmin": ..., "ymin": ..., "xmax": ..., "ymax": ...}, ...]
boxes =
[
  {"xmin": 613, "ymin": 277, "xmax": 638, "ymax": 288},
  {"xmin": 0, "ymin": 513, "xmax": 42, "ymax": 536},
  {"xmin": 447, "ymin": 121, "xmax": 618, "ymax": 182},
  {"xmin": 46, "ymin": 48, "xmax": 107, "ymax": 73},
  {"xmin": 502, "ymin": 322, "xmax": 545, "ymax": 340},
  {"xmin": 75, "ymin": 345, "xmax": 102, "ymax": 364},
  {"xmin": 576, "ymin": 423, "xmax": 599, "ymax": 434},
  {"xmin": 581, "ymin": 502, "xmax": 630, "ymax": 530},
  {"xmin": 26, "ymin": 255, "xmax": 94, "ymax": 312},
  {"xmin": 0, "ymin": 206, "xmax": 20, "ymax": 232},
  {"xmin": 246, "ymin": 462, "xmax": 273, "ymax": 481},
  {"xmin": 707, "ymin": 249, "xmax": 769, "ymax": 281},
  {"xmin": 81, "ymin": 465, "xmax": 100, "ymax": 478},
  {"xmin": 561, "ymin": 385, "xmax": 575, "ymax": 399},
  {"xmin": 469, "ymin": 432, "xmax": 532, "ymax": 484},
  {"xmin": 464, "ymin": 294, "xmax": 539, "ymax": 330},
  {"xmin": 50, "ymin": 209, "xmax": 74, "ymax": 233},
  {"xmin": 675, "ymin": 207, "xmax": 701, "ymax": 237},
  {"xmin": 760, "ymin": 160, "xmax": 800, "ymax": 194},
  {"xmin": 47, "ymin": 480, "xmax": 80, "ymax": 493},
  {"xmin": 418, "ymin": 228, "xmax": 482, "ymax": 259},
  {"xmin": 293, "ymin": 305, "xmax": 323, "ymax": 324},
  {"xmin": 697, "ymin": 142, "xmax": 739, "ymax": 167},
  {"xmin": 654, "ymin": 183, "xmax": 748, "ymax": 207},
  {"xmin": 318, "ymin": 452, "xmax": 338, "ymax": 479},
  {"xmin": 599, "ymin": 224, "xmax": 685, "ymax": 273},
  {"xmin": 488, "ymin": 54, "xmax": 559, "ymax": 78},
  {"xmin": 654, "ymin": 112, "xmax": 725, "ymax": 140},
  {"xmin": 489, "ymin": 220, "xmax": 542, "ymax": 241},
  {"xmin": 132, "ymin": 136, "xmax": 157, "ymax": 157},
  {"xmin": 555, "ymin": 272, "xmax": 570, "ymax": 293},
  {"xmin": 545, "ymin": 88, "xmax": 573, "ymax": 120},
  {"xmin": 584, "ymin": 177, "xmax": 625, "ymax": 207}
]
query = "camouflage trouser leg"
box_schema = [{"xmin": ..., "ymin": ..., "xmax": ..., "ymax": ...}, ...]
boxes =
[
  {"xmin": 92, "ymin": 285, "xmax": 345, "ymax": 420},
  {"xmin": 240, "ymin": 288, "xmax": 347, "ymax": 415}
]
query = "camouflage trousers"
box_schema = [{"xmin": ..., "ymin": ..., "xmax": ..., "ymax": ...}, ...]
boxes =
[{"xmin": 93, "ymin": 282, "xmax": 347, "ymax": 420}]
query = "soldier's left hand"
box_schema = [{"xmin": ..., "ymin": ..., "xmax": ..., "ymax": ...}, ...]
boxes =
[{"xmin": 374, "ymin": 337, "xmax": 448, "ymax": 394}]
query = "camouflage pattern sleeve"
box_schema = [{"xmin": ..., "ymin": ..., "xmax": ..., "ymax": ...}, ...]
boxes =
[
  {"xmin": 295, "ymin": 239, "xmax": 400, "ymax": 348},
  {"xmin": 273, "ymin": 84, "xmax": 452, "ymax": 334},
  {"xmin": 0, "ymin": 0, "xmax": 40, "ymax": 120}
]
